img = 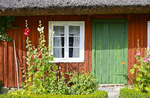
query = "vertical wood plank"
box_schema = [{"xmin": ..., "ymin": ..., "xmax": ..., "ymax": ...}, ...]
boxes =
[
  {"xmin": 8, "ymin": 41, "xmax": 14, "ymax": 87},
  {"xmin": 13, "ymin": 32, "xmax": 17, "ymax": 87},
  {"xmin": 128, "ymin": 15, "xmax": 134, "ymax": 83},
  {"xmin": 84, "ymin": 20, "xmax": 88, "ymax": 73},
  {"xmin": 0, "ymin": 42, "xmax": 4, "ymax": 86},
  {"xmin": 3, "ymin": 42, "xmax": 8, "ymax": 87},
  {"xmin": 92, "ymin": 21, "xmax": 96, "ymax": 76},
  {"xmin": 87, "ymin": 16, "xmax": 92, "ymax": 72},
  {"xmin": 20, "ymin": 18, "xmax": 24, "ymax": 87}
]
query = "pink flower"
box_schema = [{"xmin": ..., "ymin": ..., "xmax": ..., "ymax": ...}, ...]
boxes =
[
  {"xmin": 24, "ymin": 28, "xmax": 30, "ymax": 36},
  {"xmin": 148, "ymin": 43, "xmax": 150, "ymax": 48},
  {"xmin": 24, "ymin": 32, "xmax": 28, "ymax": 36},
  {"xmin": 143, "ymin": 58, "xmax": 148, "ymax": 63},
  {"xmin": 136, "ymin": 52, "xmax": 140, "ymax": 56},
  {"xmin": 147, "ymin": 54, "xmax": 150, "ymax": 61}
]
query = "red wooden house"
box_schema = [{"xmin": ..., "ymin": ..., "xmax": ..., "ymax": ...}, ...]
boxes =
[{"xmin": 0, "ymin": 0, "xmax": 150, "ymax": 87}]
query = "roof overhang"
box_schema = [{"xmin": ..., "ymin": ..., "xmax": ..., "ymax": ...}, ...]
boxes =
[
  {"xmin": 0, "ymin": 6, "xmax": 150, "ymax": 16},
  {"xmin": 1, "ymin": 6, "xmax": 150, "ymax": 16}
]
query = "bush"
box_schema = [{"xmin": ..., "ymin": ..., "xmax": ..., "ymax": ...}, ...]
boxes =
[
  {"xmin": 0, "ymin": 90, "xmax": 108, "ymax": 98},
  {"xmin": 119, "ymin": 88, "xmax": 150, "ymax": 98},
  {"xmin": 130, "ymin": 42, "xmax": 150, "ymax": 92},
  {"xmin": 68, "ymin": 72, "xmax": 98, "ymax": 95}
]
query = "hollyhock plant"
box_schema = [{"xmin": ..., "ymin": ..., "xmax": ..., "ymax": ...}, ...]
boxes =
[
  {"xmin": 24, "ymin": 20, "xmax": 30, "ymax": 36},
  {"xmin": 22, "ymin": 20, "xmax": 68, "ymax": 95},
  {"xmin": 136, "ymin": 51, "xmax": 141, "ymax": 56},
  {"xmin": 149, "ymin": 43, "xmax": 150, "ymax": 48},
  {"xmin": 37, "ymin": 26, "xmax": 44, "ymax": 33},
  {"xmin": 143, "ymin": 57, "xmax": 148, "ymax": 63},
  {"xmin": 136, "ymin": 51, "xmax": 140, "ymax": 56},
  {"xmin": 130, "ymin": 42, "xmax": 150, "ymax": 92},
  {"xmin": 148, "ymin": 54, "xmax": 150, "ymax": 61},
  {"xmin": 24, "ymin": 28, "xmax": 30, "ymax": 36}
]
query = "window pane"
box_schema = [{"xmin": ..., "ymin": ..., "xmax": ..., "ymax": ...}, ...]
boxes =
[
  {"xmin": 69, "ymin": 37, "xmax": 80, "ymax": 47},
  {"xmin": 53, "ymin": 48, "xmax": 64, "ymax": 58},
  {"xmin": 53, "ymin": 37, "xmax": 64, "ymax": 47},
  {"xmin": 54, "ymin": 26, "xmax": 64, "ymax": 36},
  {"xmin": 69, "ymin": 26, "xmax": 80, "ymax": 58},
  {"xmin": 69, "ymin": 48, "xmax": 79, "ymax": 58},
  {"xmin": 69, "ymin": 26, "xmax": 80, "ymax": 37}
]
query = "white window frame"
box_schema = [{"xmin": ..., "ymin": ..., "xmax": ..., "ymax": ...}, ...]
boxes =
[
  {"xmin": 148, "ymin": 21, "xmax": 150, "ymax": 48},
  {"xmin": 48, "ymin": 21, "xmax": 85, "ymax": 62}
]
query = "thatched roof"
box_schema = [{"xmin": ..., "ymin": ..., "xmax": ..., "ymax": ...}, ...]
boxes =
[{"xmin": 1, "ymin": 0, "xmax": 150, "ymax": 15}]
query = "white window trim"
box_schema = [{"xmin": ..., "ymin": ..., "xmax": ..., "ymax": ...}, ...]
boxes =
[
  {"xmin": 148, "ymin": 21, "xmax": 150, "ymax": 48},
  {"xmin": 48, "ymin": 21, "xmax": 85, "ymax": 63}
]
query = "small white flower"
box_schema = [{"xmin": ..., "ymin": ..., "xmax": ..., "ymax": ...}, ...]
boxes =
[{"xmin": 37, "ymin": 27, "xmax": 44, "ymax": 33}]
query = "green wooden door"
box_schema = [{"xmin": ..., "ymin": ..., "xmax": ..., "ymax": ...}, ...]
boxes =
[{"xmin": 92, "ymin": 20, "xmax": 128, "ymax": 84}]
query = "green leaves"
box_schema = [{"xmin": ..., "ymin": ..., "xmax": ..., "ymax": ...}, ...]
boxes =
[
  {"xmin": 68, "ymin": 72, "xmax": 98, "ymax": 95},
  {"xmin": 133, "ymin": 64, "xmax": 137, "ymax": 68},
  {"xmin": 22, "ymin": 21, "xmax": 70, "ymax": 95},
  {"xmin": 0, "ymin": 16, "xmax": 16, "ymax": 41},
  {"xmin": 130, "ymin": 48, "xmax": 150, "ymax": 92},
  {"xmin": 130, "ymin": 69, "xmax": 135, "ymax": 74}
]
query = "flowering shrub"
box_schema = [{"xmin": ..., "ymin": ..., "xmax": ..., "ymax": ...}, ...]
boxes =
[
  {"xmin": 24, "ymin": 28, "xmax": 30, "ymax": 36},
  {"xmin": 130, "ymin": 46, "xmax": 150, "ymax": 92},
  {"xmin": 21, "ymin": 20, "xmax": 69, "ymax": 94},
  {"xmin": 9, "ymin": 20, "xmax": 98, "ymax": 95}
]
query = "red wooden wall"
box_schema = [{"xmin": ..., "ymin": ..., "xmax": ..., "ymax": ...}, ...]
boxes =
[
  {"xmin": 0, "ymin": 15, "xmax": 149, "ymax": 87},
  {"xmin": 0, "ymin": 16, "xmax": 92, "ymax": 87},
  {"xmin": 128, "ymin": 15, "xmax": 148, "ymax": 83}
]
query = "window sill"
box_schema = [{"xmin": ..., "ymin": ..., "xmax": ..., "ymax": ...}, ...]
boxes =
[{"xmin": 49, "ymin": 58, "xmax": 84, "ymax": 63}]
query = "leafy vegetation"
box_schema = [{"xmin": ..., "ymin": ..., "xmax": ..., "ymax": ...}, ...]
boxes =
[
  {"xmin": 119, "ymin": 88, "xmax": 150, "ymax": 98},
  {"xmin": 0, "ymin": 16, "xmax": 15, "ymax": 41},
  {"xmin": 8, "ymin": 20, "xmax": 99, "ymax": 95},
  {"xmin": 3, "ymin": 90, "xmax": 108, "ymax": 98},
  {"xmin": 130, "ymin": 44, "xmax": 150, "ymax": 92},
  {"xmin": 21, "ymin": 20, "xmax": 69, "ymax": 94},
  {"xmin": 68, "ymin": 72, "xmax": 98, "ymax": 95}
]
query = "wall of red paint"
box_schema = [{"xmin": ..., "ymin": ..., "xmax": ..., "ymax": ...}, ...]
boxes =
[{"xmin": 0, "ymin": 15, "xmax": 149, "ymax": 87}]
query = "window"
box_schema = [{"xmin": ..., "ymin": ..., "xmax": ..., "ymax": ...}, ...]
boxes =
[{"xmin": 49, "ymin": 21, "xmax": 85, "ymax": 62}]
